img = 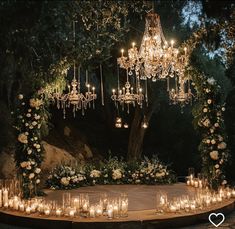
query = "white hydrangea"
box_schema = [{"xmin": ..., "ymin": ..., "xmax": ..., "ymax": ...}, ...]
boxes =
[{"xmin": 112, "ymin": 169, "xmax": 122, "ymax": 180}]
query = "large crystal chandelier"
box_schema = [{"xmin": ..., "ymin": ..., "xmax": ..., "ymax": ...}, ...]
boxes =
[
  {"xmin": 54, "ymin": 62, "xmax": 97, "ymax": 118},
  {"xmin": 169, "ymin": 76, "xmax": 194, "ymax": 108},
  {"xmin": 117, "ymin": 12, "xmax": 188, "ymax": 82},
  {"xmin": 111, "ymin": 67, "xmax": 144, "ymax": 113}
]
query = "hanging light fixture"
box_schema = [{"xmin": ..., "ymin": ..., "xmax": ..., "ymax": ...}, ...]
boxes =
[
  {"xmin": 54, "ymin": 63, "xmax": 97, "ymax": 118},
  {"xmin": 111, "ymin": 67, "xmax": 144, "ymax": 113},
  {"xmin": 53, "ymin": 21, "xmax": 97, "ymax": 118},
  {"xmin": 117, "ymin": 12, "xmax": 188, "ymax": 82},
  {"xmin": 141, "ymin": 115, "xmax": 148, "ymax": 129},
  {"xmin": 123, "ymin": 123, "xmax": 129, "ymax": 129},
  {"xmin": 169, "ymin": 76, "xmax": 194, "ymax": 108},
  {"xmin": 115, "ymin": 117, "xmax": 122, "ymax": 128}
]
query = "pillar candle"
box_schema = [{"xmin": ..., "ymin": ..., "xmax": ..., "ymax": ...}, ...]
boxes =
[
  {"xmin": 0, "ymin": 189, "xmax": 2, "ymax": 207},
  {"xmin": 3, "ymin": 189, "xmax": 8, "ymax": 206},
  {"xmin": 89, "ymin": 206, "xmax": 95, "ymax": 218},
  {"xmin": 26, "ymin": 206, "xmax": 31, "ymax": 214}
]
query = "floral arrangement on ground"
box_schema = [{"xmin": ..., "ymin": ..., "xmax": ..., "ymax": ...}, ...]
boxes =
[{"xmin": 46, "ymin": 156, "xmax": 176, "ymax": 190}]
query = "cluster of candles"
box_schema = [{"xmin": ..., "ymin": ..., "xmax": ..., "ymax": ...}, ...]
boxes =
[
  {"xmin": 186, "ymin": 168, "xmax": 209, "ymax": 189},
  {"xmin": 0, "ymin": 188, "xmax": 128, "ymax": 220},
  {"xmin": 156, "ymin": 187, "xmax": 235, "ymax": 214}
]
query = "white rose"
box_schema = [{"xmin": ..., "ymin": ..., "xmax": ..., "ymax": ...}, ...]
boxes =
[
  {"xmin": 18, "ymin": 94, "xmax": 24, "ymax": 100},
  {"xmin": 29, "ymin": 173, "xmax": 35, "ymax": 179},
  {"xmin": 35, "ymin": 168, "xmax": 41, "ymax": 174},
  {"xmin": 210, "ymin": 151, "xmax": 219, "ymax": 160},
  {"xmin": 207, "ymin": 99, "xmax": 212, "ymax": 104},
  {"xmin": 211, "ymin": 139, "xmax": 216, "ymax": 145},
  {"xmin": 218, "ymin": 142, "xmax": 227, "ymax": 150},
  {"xmin": 18, "ymin": 133, "xmax": 28, "ymax": 144},
  {"xmin": 214, "ymin": 123, "xmax": 219, "ymax": 127},
  {"xmin": 60, "ymin": 177, "xmax": 69, "ymax": 186},
  {"xmin": 36, "ymin": 179, "xmax": 40, "ymax": 184},
  {"xmin": 215, "ymin": 164, "xmax": 219, "ymax": 169},
  {"xmin": 20, "ymin": 161, "xmax": 28, "ymax": 168}
]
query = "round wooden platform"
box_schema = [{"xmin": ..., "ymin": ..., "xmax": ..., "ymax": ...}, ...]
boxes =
[{"xmin": 0, "ymin": 183, "xmax": 234, "ymax": 229}]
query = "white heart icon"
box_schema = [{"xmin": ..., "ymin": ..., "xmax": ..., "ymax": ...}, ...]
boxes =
[{"xmin": 208, "ymin": 213, "xmax": 225, "ymax": 227}]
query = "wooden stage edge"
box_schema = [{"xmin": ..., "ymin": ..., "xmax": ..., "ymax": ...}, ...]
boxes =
[{"xmin": 0, "ymin": 200, "xmax": 234, "ymax": 229}]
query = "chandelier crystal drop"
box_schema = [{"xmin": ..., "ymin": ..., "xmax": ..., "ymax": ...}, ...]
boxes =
[
  {"xmin": 169, "ymin": 76, "xmax": 194, "ymax": 108},
  {"xmin": 117, "ymin": 12, "xmax": 188, "ymax": 82},
  {"xmin": 54, "ymin": 62, "xmax": 97, "ymax": 118},
  {"xmin": 111, "ymin": 69, "xmax": 144, "ymax": 113}
]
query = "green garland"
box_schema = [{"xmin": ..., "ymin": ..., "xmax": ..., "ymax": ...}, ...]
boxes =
[
  {"xmin": 13, "ymin": 91, "xmax": 48, "ymax": 198},
  {"xmin": 46, "ymin": 156, "xmax": 176, "ymax": 190},
  {"xmin": 188, "ymin": 67, "xmax": 230, "ymax": 189}
]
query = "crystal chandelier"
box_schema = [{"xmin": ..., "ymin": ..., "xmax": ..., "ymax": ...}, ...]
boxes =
[
  {"xmin": 169, "ymin": 76, "xmax": 194, "ymax": 108},
  {"xmin": 111, "ymin": 69, "xmax": 144, "ymax": 113},
  {"xmin": 54, "ymin": 62, "xmax": 97, "ymax": 118},
  {"xmin": 117, "ymin": 12, "xmax": 188, "ymax": 82}
]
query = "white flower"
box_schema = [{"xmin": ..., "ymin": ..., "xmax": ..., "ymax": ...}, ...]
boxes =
[
  {"xmin": 205, "ymin": 88, "xmax": 210, "ymax": 93},
  {"xmin": 90, "ymin": 170, "xmax": 101, "ymax": 178},
  {"xmin": 29, "ymin": 173, "xmax": 35, "ymax": 179},
  {"xmin": 36, "ymin": 179, "xmax": 40, "ymax": 184},
  {"xmin": 18, "ymin": 133, "xmax": 28, "ymax": 144},
  {"xmin": 218, "ymin": 142, "xmax": 227, "ymax": 150},
  {"xmin": 32, "ymin": 121, "xmax": 37, "ymax": 126},
  {"xmin": 60, "ymin": 177, "xmax": 69, "ymax": 186},
  {"xmin": 203, "ymin": 108, "xmax": 208, "ymax": 113},
  {"xmin": 207, "ymin": 77, "xmax": 216, "ymax": 85},
  {"xmin": 18, "ymin": 94, "xmax": 24, "ymax": 100},
  {"xmin": 35, "ymin": 115, "xmax": 41, "ymax": 120},
  {"xmin": 29, "ymin": 98, "xmax": 43, "ymax": 108},
  {"xmin": 35, "ymin": 168, "xmax": 41, "ymax": 174},
  {"xmin": 26, "ymin": 113, "xmax": 31, "ymax": 117},
  {"xmin": 215, "ymin": 164, "xmax": 220, "ymax": 169},
  {"xmin": 210, "ymin": 151, "xmax": 219, "ymax": 160},
  {"xmin": 112, "ymin": 169, "xmax": 122, "ymax": 180},
  {"xmin": 214, "ymin": 123, "xmax": 219, "ymax": 127},
  {"xmin": 20, "ymin": 161, "xmax": 28, "ymax": 168},
  {"xmin": 222, "ymin": 180, "xmax": 227, "ymax": 185},
  {"xmin": 27, "ymin": 149, "xmax": 32, "ymax": 155},
  {"xmin": 155, "ymin": 172, "xmax": 165, "ymax": 178},
  {"xmin": 202, "ymin": 119, "xmax": 210, "ymax": 127},
  {"xmin": 26, "ymin": 165, "xmax": 32, "ymax": 170},
  {"xmin": 211, "ymin": 139, "xmax": 216, "ymax": 145},
  {"xmin": 35, "ymin": 144, "xmax": 41, "ymax": 149},
  {"xmin": 206, "ymin": 139, "xmax": 211, "ymax": 144},
  {"xmin": 207, "ymin": 99, "xmax": 212, "ymax": 104},
  {"xmin": 28, "ymin": 109, "xmax": 32, "ymax": 112},
  {"xmin": 222, "ymin": 107, "xmax": 225, "ymax": 111}
]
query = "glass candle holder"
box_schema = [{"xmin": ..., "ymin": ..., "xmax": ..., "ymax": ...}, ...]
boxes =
[{"xmin": 156, "ymin": 191, "xmax": 168, "ymax": 214}]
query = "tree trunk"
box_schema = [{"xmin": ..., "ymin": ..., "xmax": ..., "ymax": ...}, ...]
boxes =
[{"xmin": 127, "ymin": 104, "xmax": 156, "ymax": 161}]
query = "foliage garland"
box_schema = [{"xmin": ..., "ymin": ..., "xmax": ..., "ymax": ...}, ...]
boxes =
[
  {"xmin": 187, "ymin": 67, "xmax": 230, "ymax": 189},
  {"xmin": 46, "ymin": 155, "xmax": 176, "ymax": 190},
  {"xmin": 13, "ymin": 91, "xmax": 49, "ymax": 198}
]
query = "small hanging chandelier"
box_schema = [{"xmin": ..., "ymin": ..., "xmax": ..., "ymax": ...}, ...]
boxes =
[
  {"xmin": 169, "ymin": 76, "xmax": 194, "ymax": 108},
  {"xmin": 115, "ymin": 117, "xmax": 122, "ymax": 128},
  {"xmin": 141, "ymin": 115, "xmax": 148, "ymax": 129},
  {"xmin": 54, "ymin": 62, "xmax": 97, "ymax": 118},
  {"xmin": 117, "ymin": 11, "xmax": 188, "ymax": 82},
  {"xmin": 111, "ymin": 68, "xmax": 144, "ymax": 113}
]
